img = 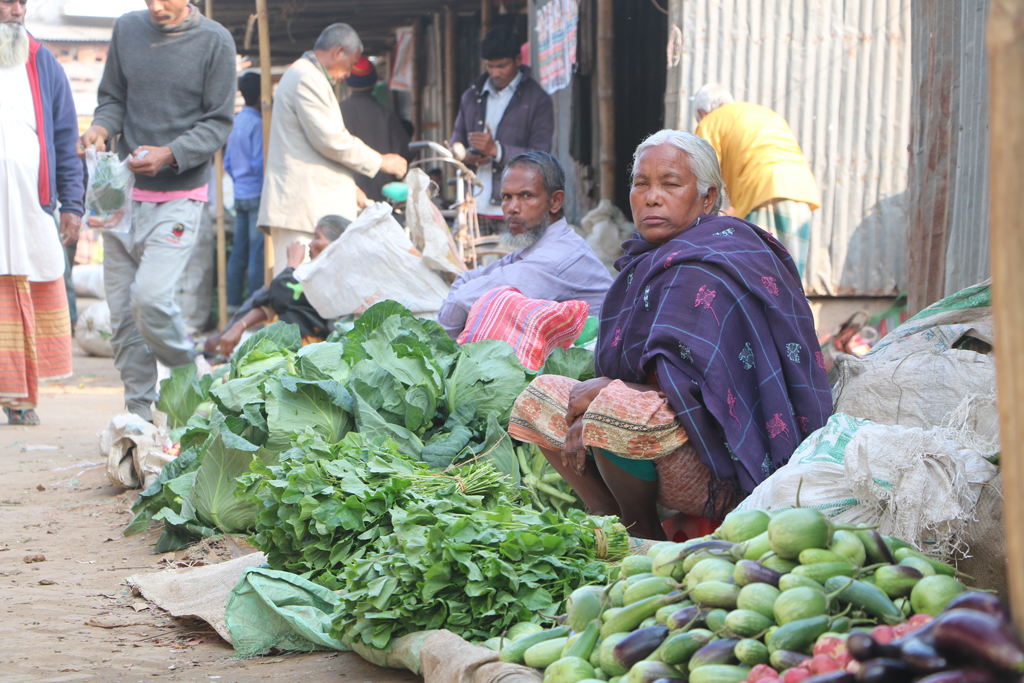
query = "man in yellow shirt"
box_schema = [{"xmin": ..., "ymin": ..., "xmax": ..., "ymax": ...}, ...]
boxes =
[{"xmin": 693, "ymin": 84, "xmax": 819, "ymax": 277}]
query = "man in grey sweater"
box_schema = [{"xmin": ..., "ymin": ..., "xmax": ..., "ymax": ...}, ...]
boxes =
[{"xmin": 78, "ymin": 0, "xmax": 236, "ymax": 421}]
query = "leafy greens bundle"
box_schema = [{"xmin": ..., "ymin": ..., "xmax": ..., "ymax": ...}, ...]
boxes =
[{"xmin": 332, "ymin": 502, "xmax": 628, "ymax": 647}]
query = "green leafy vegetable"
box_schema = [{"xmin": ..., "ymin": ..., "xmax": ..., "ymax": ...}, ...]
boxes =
[
  {"xmin": 264, "ymin": 376, "xmax": 352, "ymax": 452},
  {"xmin": 446, "ymin": 340, "xmax": 534, "ymax": 426},
  {"xmin": 332, "ymin": 501, "xmax": 628, "ymax": 647},
  {"xmin": 539, "ymin": 347, "xmax": 596, "ymax": 381},
  {"xmin": 158, "ymin": 365, "xmax": 214, "ymax": 428},
  {"xmin": 191, "ymin": 432, "xmax": 277, "ymax": 533}
]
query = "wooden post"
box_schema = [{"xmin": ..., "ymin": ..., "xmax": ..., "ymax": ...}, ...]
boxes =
[
  {"xmin": 206, "ymin": 0, "xmax": 227, "ymax": 330},
  {"xmin": 481, "ymin": 0, "xmax": 493, "ymax": 39},
  {"xmin": 444, "ymin": 5, "xmax": 457, "ymax": 143},
  {"xmin": 597, "ymin": 0, "xmax": 615, "ymax": 202},
  {"xmin": 214, "ymin": 150, "xmax": 228, "ymax": 329},
  {"xmin": 411, "ymin": 16, "xmax": 423, "ymax": 140},
  {"xmin": 989, "ymin": 0, "xmax": 1024, "ymax": 635},
  {"xmin": 255, "ymin": 0, "xmax": 274, "ymax": 277}
]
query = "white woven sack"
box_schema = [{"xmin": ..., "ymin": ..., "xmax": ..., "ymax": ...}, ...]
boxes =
[
  {"xmin": 295, "ymin": 202, "xmax": 451, "ymax": 319},
  {"xmin": 404, "ymin": 168, "xmax": 466, "ymax": 277},
  {"xmin": 75, "ymin": 300, "xmax": 114, "ymax": 357},
  {"xmin": 740, "ymin": 413, "xmax": 998, "ymax": 554}
]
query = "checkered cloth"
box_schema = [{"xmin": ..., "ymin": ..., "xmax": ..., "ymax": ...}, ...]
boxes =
[
  {"xmin": 457, "ymin": 286, "xmax": 589, "ymax": 370},
  {"xmin": 745, "ymin": 199, "xmax": 813, "ymax": 278}
]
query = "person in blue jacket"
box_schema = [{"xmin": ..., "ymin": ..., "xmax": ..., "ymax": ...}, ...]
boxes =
[
  {"xmin": 224, "ymin": 72, "xmax": 265, "ymax": 312},
  {"xmin": 0, "ymin": 0, "xmax": 83, "ymax": 426}
]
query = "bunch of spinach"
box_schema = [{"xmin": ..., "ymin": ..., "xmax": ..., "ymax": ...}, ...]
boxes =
[
  {"xmin": 243, "ymin": 430, "xmax": 509, "ymax": 589},
  {"xmin": 332, "ymin": 502, "xmax": 628, "ymax": 647}
]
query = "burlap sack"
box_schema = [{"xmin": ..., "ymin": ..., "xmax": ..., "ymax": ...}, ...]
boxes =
[
  {"xmin": 421, "ymin": 630, "xmax": 542, "ymax": 683},
  {"xmin": 958, "ymin": 473, "xmax": 1008, "ymax": 602}
]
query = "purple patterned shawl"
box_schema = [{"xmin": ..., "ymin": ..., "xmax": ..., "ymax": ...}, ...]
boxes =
[{"xmin": 595, "ymin": 214, "xmax": 832, "ymax": 498}]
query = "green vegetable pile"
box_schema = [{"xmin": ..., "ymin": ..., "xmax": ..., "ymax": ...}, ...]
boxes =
[
  {"xmin": 244, "ymin": 429, "xmax": 509, "ymax": 588},
  {"xmin": 332, "ymin": 503, "xmax": 628, "ymax": 647},
  {"xmin": 126, "ymin": 301, "xmax": 593, "ymax": 553},
  {"xmin": 490, "ymin": 506, "xmax": 972, "ymax": 683}
]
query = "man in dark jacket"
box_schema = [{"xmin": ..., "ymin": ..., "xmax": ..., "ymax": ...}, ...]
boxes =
[
  {"xmin": 0, "ymin": 0, "xmax": 83, "ymax": 425},
  {"xmin": 340, "ymin": 57, "xmax": 410, "ymax": 203},
  {"xmin": 452, "ymin": 26, "xmax": 553, "ymax": 235}
]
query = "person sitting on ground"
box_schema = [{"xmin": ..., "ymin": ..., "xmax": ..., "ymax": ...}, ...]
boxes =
[
  {"xmin": 437, "ymin": 151, "xmax": 612, "ymax": 339},
  {"xmin": 213, "ymin": 215, "xmax": 349, "ymax": 355},
  {"xmin": 509, "ymin": 130, "xmax": 832, "ymax": 539}
]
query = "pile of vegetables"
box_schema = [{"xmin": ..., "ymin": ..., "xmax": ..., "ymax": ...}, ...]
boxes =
[
  {"xmin": 331, "ymin": 502, "xmax": 628, "ymax": 647},
  {"xmin": 492, "ymin": 506, "xmax": 978, "ymax": 683},
  {"xmin": 125, "ymin": 302, "xmax": 593, "ymax": 552}
]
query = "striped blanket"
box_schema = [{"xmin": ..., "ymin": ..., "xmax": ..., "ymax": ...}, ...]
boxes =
[{"xmin": 0, "ymin": 276, "xmax": 72, "ymax": 409}]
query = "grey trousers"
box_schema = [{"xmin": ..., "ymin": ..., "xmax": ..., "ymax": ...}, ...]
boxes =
[{"xmin": 104, "ymin": 199, "xmax": 203, "ymax": 420}]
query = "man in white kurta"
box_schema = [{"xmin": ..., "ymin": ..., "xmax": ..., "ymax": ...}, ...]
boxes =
[
  {"xmin": 257, "ymin": 23, "xmax": 407, "ymax": 275},
  {"xmin": 0, "ymin": 6, "xmax": 82, "ymax": 425}
]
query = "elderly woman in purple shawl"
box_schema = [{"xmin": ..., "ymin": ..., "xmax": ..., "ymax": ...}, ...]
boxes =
[{"xmin": 509, "ymin": 130, "xmax": 832, "ymax": 539}]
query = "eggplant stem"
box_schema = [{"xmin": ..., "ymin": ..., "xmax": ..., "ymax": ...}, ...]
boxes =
[{"xmin": 796, "ymin": 477, "xmax": 803, "ymax": 508}]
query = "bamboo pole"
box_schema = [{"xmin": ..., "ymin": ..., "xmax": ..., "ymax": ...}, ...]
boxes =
[
  {"xmin": 444, "ymin": 5, "xmax": 457, "ymax": 143},
  {"xmin": 988, "ymin": 0, "xmax": 1024, "ymax": 635},
  {"xmin": 206, "ymin": 0, "xmax": 228, "ymax": 329},
  {"xmin": 255, "ymin": 0, "xmax": 274, "ymax": 278},
  {"xmin": 481, "ymin": 0, "xmax": 492, "ymax": 39},
  {"xmin": 597, "ymin": 0, "xmax": 615, "ymax": 202}
]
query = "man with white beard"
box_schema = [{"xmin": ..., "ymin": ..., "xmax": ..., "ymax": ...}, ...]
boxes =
[
  {"xmin": 0, "ymin": 0, "xmax": 82, "ymax": 426},
  {"xmin": 437, "ymin": 151, "xmax": 612, "ymax": 340}
]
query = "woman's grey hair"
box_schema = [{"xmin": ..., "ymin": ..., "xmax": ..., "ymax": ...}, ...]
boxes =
[
  {"xmin": 315, "ymin": 215, "xmax": 351, "ymax": 242},
  {"xmin": 503, "ymin": 151, "xmax": 566, "ymax": 198},
  {"xmin": 632, "ymin": 130, "xmax": 726, "ymax": 215},
  {"xmin": 314, "ymin": 23, "xmax": 363, "ymax": 55},
  {"xmin": 692, "ymin": 83, "xmax": 734, "ymax": 114}
]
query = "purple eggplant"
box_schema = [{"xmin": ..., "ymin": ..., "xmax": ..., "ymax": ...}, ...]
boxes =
[
  {"xmin": 914, "ymin": 671, "xmax": 999, "ymax": 683},
  {"xmin": 688, "ymin": 639, "xmax": 740, "ymax": 671},
  {"xmin": 847, "ymin": 632, "xmax": 899, "ymax": 662},
  {"xmin": 769, "ymin": 650, "xmax": 811, "ymax": 671},
  {"xmin": 932, "ymin": 608, "xmax": 1024, "ymax": 674},
  {"xmin": 900, "ymin": 637, "xmax": 947, "ymax": 673},
  {"xmin": 733, "ymin": 559, "xmax": 783, "ymax": 587},
  {"xmin": 803, "ymin": 673, "xmax": 855, "ymax": 683},
  {"xmin": 854, "ymin": 658, "xmax": 912, "ymax": 683},
  {"xmin": 680, "ymin": 540, "xmax": 737, "ymax": 560},
  {"xmin": 855, "ymin": 529, "xmax": 896, "ymax": 565},
  {"xmin": 612, "ymin": 625, "xmax": 670, "ymax": 669},
  {"xmin": 652, "ymin": 679, "xmax": 688, "ymax": 683},
  {"xmin": 945, "ymin": 591, "xmax": 1013, "ymax": 624},
  {"xmin": 665, "ymin": 605, "xmax": 710, "ymax": 631}
]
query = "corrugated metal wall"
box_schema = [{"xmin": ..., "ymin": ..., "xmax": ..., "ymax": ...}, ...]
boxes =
[
  {"xmin": 945, "ymin": 1, "xmax": 991, "ymax": 297},
  {"xmin": 665, "ymin": 0, "xmax": 913, "ymax": 296},
  {"xmin": 906, "ymin": 0, "xmax": 990, "ymax": 311}
]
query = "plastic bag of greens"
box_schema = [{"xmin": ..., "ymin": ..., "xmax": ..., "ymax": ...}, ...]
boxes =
[{"xmin": 85, "ymin": 148, "xmax": 134, "ymax": 232}]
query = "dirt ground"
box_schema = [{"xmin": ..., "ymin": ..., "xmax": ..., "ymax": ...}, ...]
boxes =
[{"xmin": 0, "ymin": 342, "xmax": 420, "ymax": 683}]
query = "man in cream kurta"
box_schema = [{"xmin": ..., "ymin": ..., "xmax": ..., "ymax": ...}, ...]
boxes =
[{"xmin": 258, "ymin": 23, "xmax": 407, "ymax": 275}]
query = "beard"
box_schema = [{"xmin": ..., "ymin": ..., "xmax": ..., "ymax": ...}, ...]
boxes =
[
  {"xmin": 499, "ymin": 214, "xmax": 551, "ymax": 251},
  {"xmin": 0, "ymin": 23, "xmax": 29, "ymax": 67}
]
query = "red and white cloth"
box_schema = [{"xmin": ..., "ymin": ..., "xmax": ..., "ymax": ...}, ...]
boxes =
[{"xmin": 456, "ymin": 285, "xmax": 588, "ymax": 370}]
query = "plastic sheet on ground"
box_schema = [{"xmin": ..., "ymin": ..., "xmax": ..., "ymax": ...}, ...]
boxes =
[{"xmin": 100, "ymin": 411, "xmax": 175, "ymax": 490}]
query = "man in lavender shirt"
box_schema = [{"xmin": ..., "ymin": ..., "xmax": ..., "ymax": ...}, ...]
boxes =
[{"xmin": 438, "ymin": 151, "xmax": 612, "ymax": 339}]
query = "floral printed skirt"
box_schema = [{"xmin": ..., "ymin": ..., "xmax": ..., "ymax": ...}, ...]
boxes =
[{"xmin": 509, "ymin": 374, "xmax": 716, "ymax": 516}]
